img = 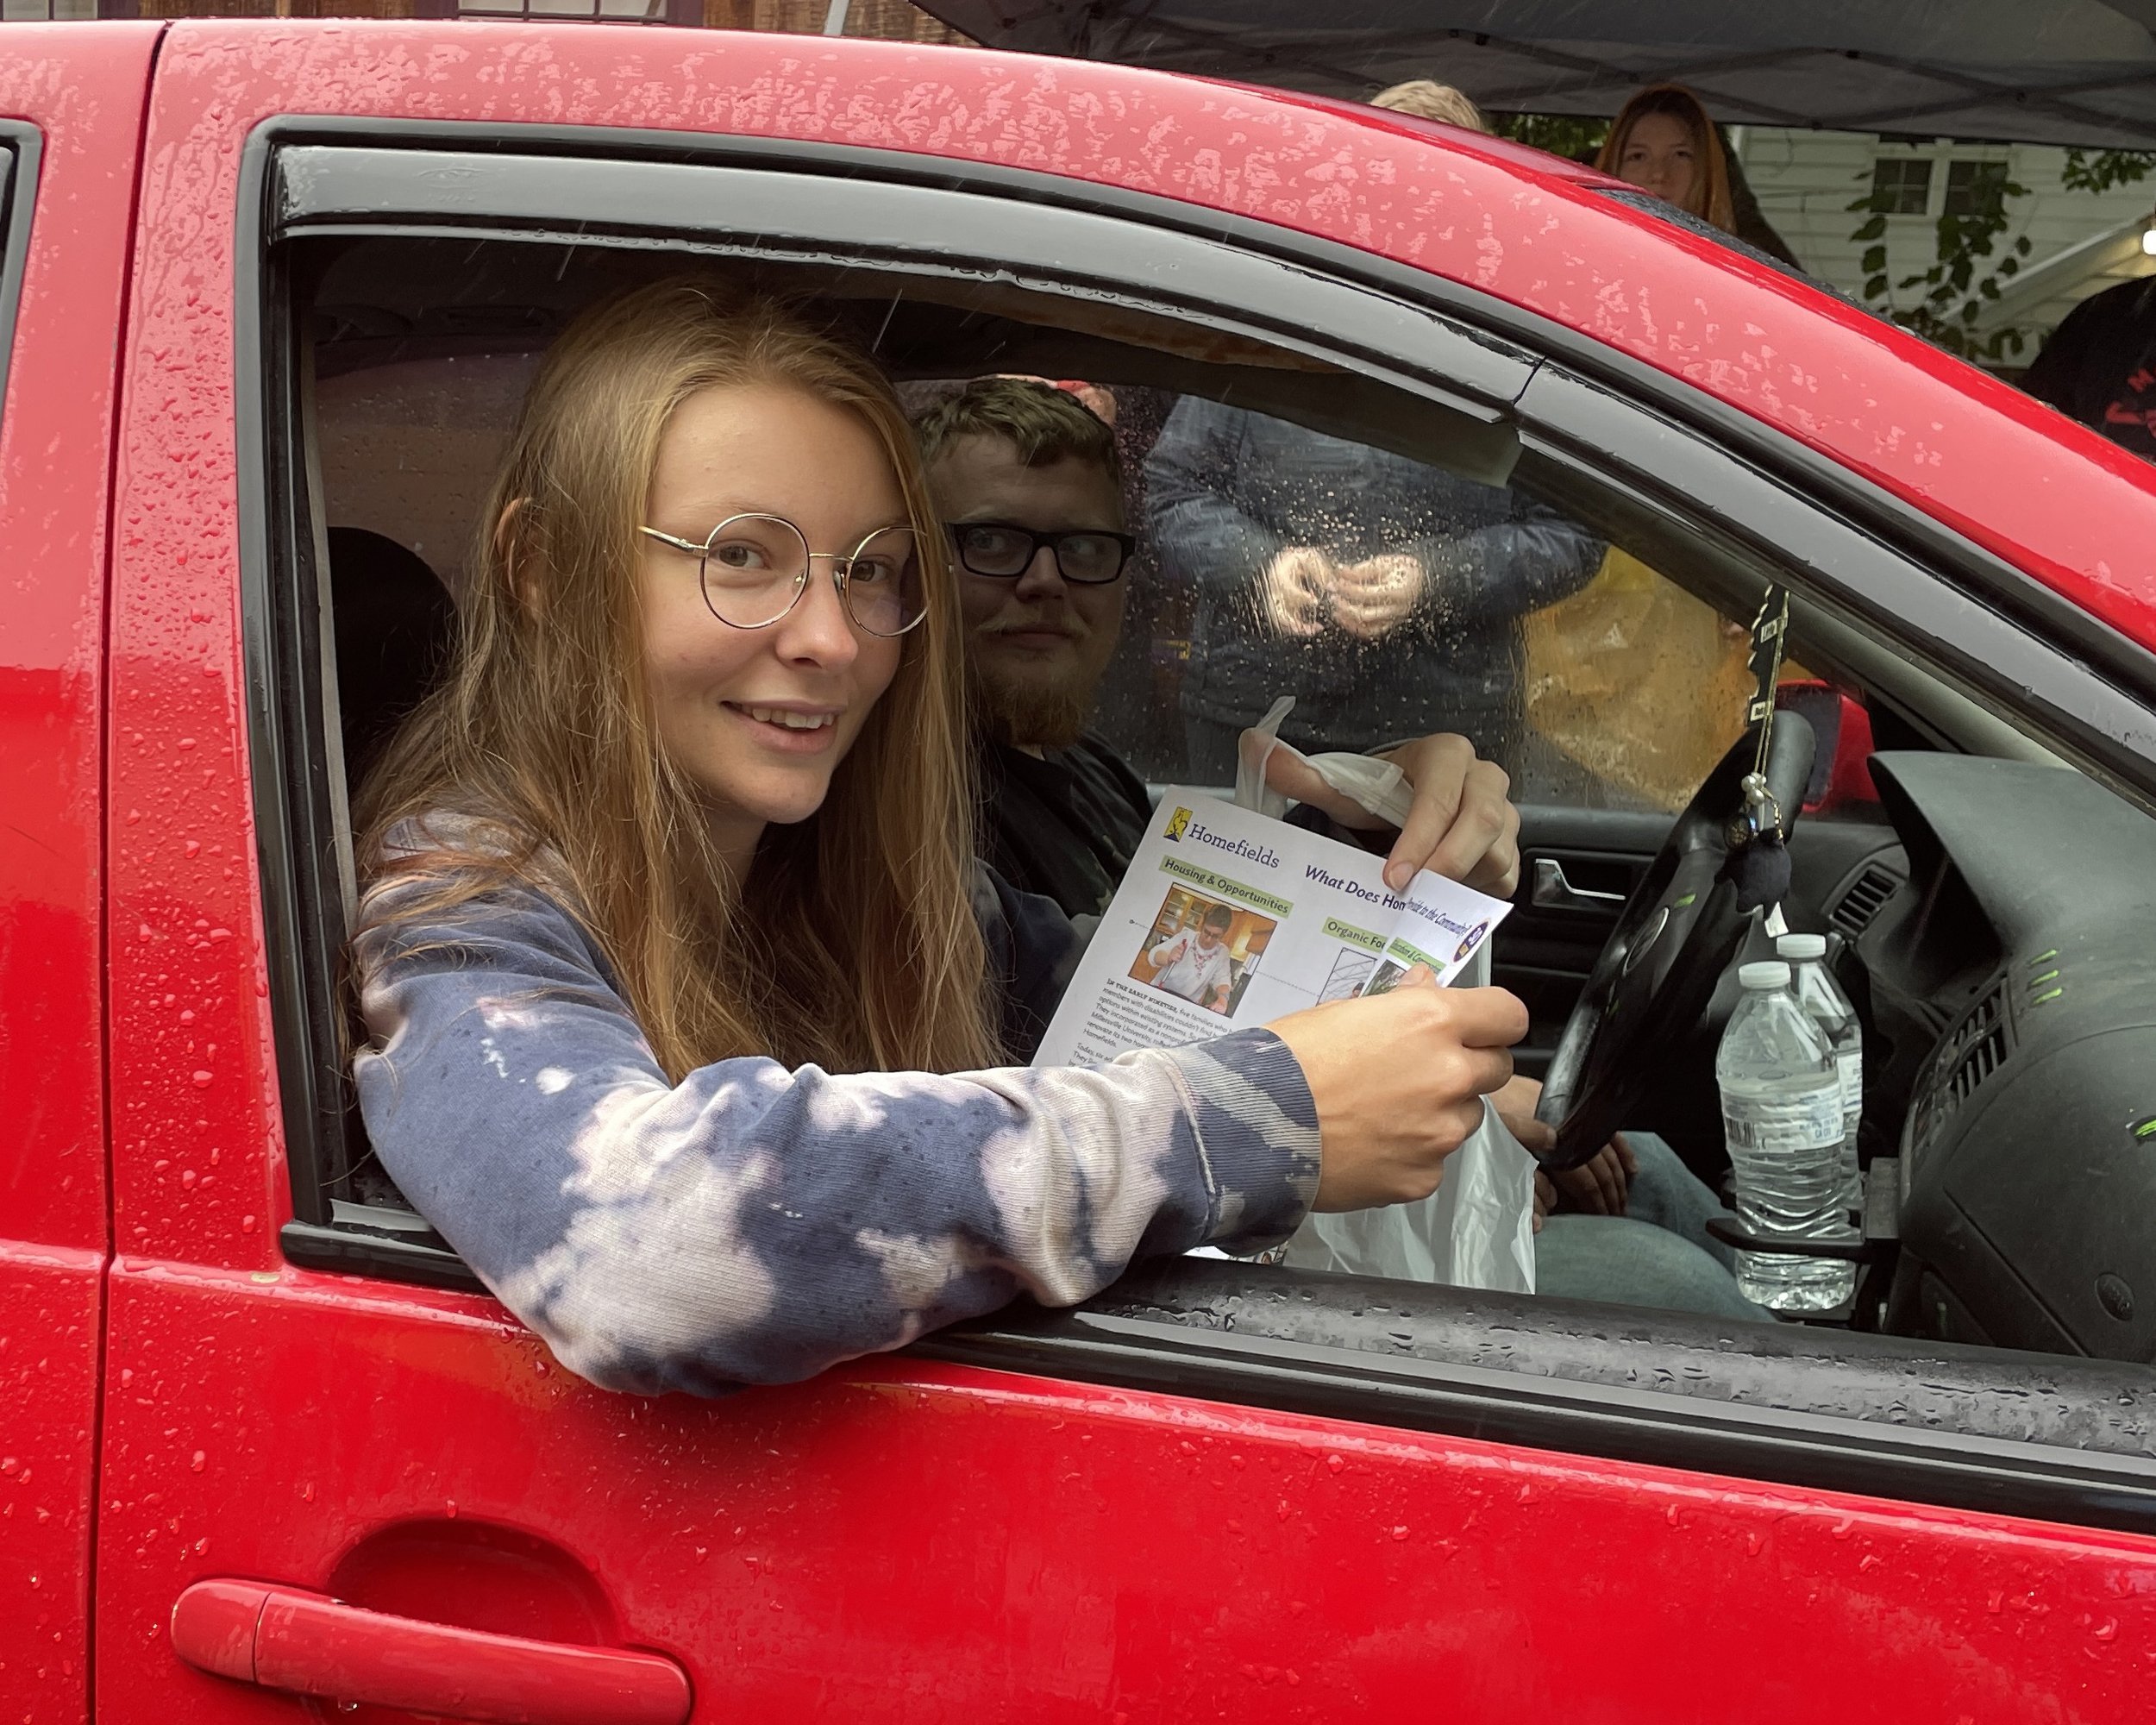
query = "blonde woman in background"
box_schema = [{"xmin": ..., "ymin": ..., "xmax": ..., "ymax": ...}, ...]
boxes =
[{"xmin": 1369, "ymin": 78, "xmax": 1488, "ymax": 130}]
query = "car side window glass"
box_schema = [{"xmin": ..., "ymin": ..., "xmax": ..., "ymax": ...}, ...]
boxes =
[
  {"xmin": 1516, "ymin": 546, "xmax": 1755, "ymax": 811},
  {"xmin": 1070, "ymin": 393, "xmax": 1885, "ymax": 827},
  {"xmin": 1142, "ymin": 394, "xmax": 1607, "ymax": 789},
  {"xmin": 1075, "ymin": 389, "xmax": 1764, "ymax": 814}
]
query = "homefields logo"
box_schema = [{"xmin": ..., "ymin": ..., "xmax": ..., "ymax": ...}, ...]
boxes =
[
  {"xmin": 1162, "ymin": 806, "xmax": 1193, "ymax": 841},
  {"xmin": 1183, "ymin": 819, "xmax": 1280, "ymax": 869}
]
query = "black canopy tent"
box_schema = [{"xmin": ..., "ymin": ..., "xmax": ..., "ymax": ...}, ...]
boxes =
[{"xmin": 912, "ymin": 0, "xmax": 2156, "ymax": 148}]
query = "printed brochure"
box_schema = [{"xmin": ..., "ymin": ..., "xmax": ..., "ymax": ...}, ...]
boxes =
[{"xmin": 1032, "ymin": 790, "xmax": 1514, "ymax": 1068}]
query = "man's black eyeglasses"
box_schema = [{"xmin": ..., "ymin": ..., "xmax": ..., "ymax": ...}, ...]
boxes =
[{"xmin": 946, "ymin": 521, "xmax": 1135, "ymax": 585}]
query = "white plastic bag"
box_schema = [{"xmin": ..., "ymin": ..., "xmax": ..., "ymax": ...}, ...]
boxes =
[
  {"xmin": 1234, "ymin": 695, "xmax": 1418, "ymax": 829},
  {"xmin": 1237, "ymin": 697, "xmax": 1538, "ymax": 1295},
  {"xmin": 1275, "ymin": 941, "xmax": 1537, "ymax": 1295}
]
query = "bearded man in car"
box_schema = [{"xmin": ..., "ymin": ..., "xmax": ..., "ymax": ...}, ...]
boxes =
[{"xmin": 914, "ymin": 376, "xmax": 1156, "ymax": 920}]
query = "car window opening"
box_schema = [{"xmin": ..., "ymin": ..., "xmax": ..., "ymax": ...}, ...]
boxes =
[{"xmin": 274, "ymin": 222, "xmax": 2156, "ymax": 1383}]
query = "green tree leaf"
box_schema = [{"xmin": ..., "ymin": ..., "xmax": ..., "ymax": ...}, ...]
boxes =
[
  {"xmin": 1853, "ymin": 154, "xmax": 2034, "ymax": 363},
  {"xmin": 1489, "ymin": 112, "xmax": 1610, "ymax": 160},
  {"xmin": 2062, "ymin": 147, "xmax": 2156, "ymax": 195}
]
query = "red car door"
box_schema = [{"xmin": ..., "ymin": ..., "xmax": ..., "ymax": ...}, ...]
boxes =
[
  {"xmin": 91, "ymin": 22, "xmax": 2156, "ymax": 1722},
  {"xmin": 0, "ymin": 26, "xmax": 156, "ymax": 1723}
]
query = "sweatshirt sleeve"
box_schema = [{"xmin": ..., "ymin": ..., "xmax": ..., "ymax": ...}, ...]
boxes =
[
  {"xmin": 351, "ymin": 878, "xmax": 1320, "ymax": 1396},
  {"xmin": 1144, "ymin": 398, "xmax": 1286, "ymax": 598},
  {"xmin": 1407, "ymin": 489, "xmax": 1606, "ymax": 632}
]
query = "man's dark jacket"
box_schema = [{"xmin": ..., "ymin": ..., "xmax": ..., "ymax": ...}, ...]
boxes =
[
  {"xmin": 1144, "ymin": 399, "xmax": 1602, "ymax": 754},
  {"xmin": 2024, "ymin": 278, "xmax": 2156, "ymax": 461},
  {"xmin": 977, "ymin": 734, "xmax": 1153, "ymax": 920}
]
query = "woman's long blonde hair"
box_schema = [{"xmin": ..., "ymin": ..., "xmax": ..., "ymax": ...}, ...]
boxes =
[
  {"xmin": 354, "ymin": 279, "xmax": 1000, "ymax": 1081},
  {"xmin": 1596, "ymin": 84, "xmax": 1737, "ymax": 234}
]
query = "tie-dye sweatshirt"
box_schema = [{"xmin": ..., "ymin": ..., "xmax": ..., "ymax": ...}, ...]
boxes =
[{"xmin": 350, "ymin": 831, "xmax": 1323, "ymax": 1396}]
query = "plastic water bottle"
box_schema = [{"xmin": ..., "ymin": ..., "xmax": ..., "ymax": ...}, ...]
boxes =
[
  {"xmin": 1778, "ymin": 932, "xmax": 1863, "ymax": 1216},
  {"xmin": 1717, "ymin": 960, "xmax": 1858, "ymax": 1312}
]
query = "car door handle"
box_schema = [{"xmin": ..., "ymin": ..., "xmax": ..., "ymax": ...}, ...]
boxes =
[
  {"xmin": 171, "ymin": 1579, "xmax": 692, "ymax": 1725},
  {"xmin": 1531, "ymin": 856, "xmax": 1626, "ymax": 911}
]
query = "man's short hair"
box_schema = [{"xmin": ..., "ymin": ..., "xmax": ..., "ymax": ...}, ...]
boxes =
[
  {"xmin": 1369, "ymin": 79, "xmax": 1489, "ymax": 133},
  {"xmin": 914, "ymin": 376, "xmax": 1121, "ymax": 486},
  {"xmin": 1201, "ymin": 904, "xmax": 1235, "ymax": 932}
]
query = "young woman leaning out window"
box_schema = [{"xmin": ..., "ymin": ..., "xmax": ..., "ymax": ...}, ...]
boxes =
[{"xmin": 347, "ymin": 280, "xmax": 1529, "ymax": 1395}]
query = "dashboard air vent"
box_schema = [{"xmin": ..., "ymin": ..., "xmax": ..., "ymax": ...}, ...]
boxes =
[
  {"xmin": 1946, "ymin": 1018, "xmax": 2007, "ymax": 1106},
  {"xmin": 1911, "ymin": 980, "xmax": 2011, "ymax": 1154},
  {"xmin": 1830, "ymin": 863, "xmax": 1900, "ymax": 938}
]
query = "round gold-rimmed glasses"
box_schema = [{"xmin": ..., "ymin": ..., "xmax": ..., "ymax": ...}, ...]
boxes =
[{"xmin": 638, "ymin": 512, "xmax": 927, "ymax": 638}]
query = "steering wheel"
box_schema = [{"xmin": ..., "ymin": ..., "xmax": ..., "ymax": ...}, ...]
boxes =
[{"xmin": 1532, "ymin": 714, "xmax": 1816, "ymax": 1170}]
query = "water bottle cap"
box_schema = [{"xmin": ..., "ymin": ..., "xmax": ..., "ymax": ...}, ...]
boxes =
[
  {"xmin": 1777, "ymin": 933, "xmax": 1827, "ymax": 960},
  {"xmin": 1739, "ymin": 960, "xmax": 1791, "ymax": 990}
]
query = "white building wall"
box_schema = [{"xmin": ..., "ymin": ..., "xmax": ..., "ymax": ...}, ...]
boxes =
[{"xmin": 1733, "ymin": 128, "xmax": 2156, "ymax": 365}]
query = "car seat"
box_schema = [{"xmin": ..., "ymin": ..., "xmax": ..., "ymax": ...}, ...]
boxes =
[{"xmin": 329, "ymin": 525, "xmax": 459, "ymax": 784}]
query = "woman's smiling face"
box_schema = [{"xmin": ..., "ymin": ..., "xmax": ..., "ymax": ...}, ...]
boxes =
[{"xmin": 638, "ymin": 380, "xmax": 906, "ymax": 868}]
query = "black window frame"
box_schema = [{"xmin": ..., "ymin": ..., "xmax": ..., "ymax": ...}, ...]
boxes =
[
  {"xmin": 0, "ymin": 122, "xmax": 41, "ymax": 433},
  {"xmin": 237, "ymin": 118, "xmax": 2156, "ymax": 1533}
]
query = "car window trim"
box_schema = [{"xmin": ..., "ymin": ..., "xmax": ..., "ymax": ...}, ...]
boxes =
[
  {"xmin": 234, "ymin": 122, "xmax": 2156, "ymax": 1521},
  {"xmin": 260, "ymin": 127, "xmax": 1536, "ymax": 418},
  {"xmin": 921, "ymin": 1263, "xmax": 2156, "ymax": 1539},
  {"xmin": 0, "ymin": 124, "xmax": 43, "ymax": 438},
  {"xmin": 240, "ymin": 224, "xmax": 354, "ymax": 1233}
]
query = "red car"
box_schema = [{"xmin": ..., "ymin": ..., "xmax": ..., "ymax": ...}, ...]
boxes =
[{"xmin": 7, "ymin": 19, "xmax": 2156, "ymax": 1722}]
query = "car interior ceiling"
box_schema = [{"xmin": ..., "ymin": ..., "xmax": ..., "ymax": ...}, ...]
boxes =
[{"xmin": 291, "ymin": 232, "xmax": 2156, "ymax": 1366}]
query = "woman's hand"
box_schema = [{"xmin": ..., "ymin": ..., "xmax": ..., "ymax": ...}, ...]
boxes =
[
  {"xmin": 1260, "ymin": 731, "xmax": 1522, "ymax": 899},
  {"xmin": 1269, "ymin": 965, "xmax": 1527, "ymax": 1212}
]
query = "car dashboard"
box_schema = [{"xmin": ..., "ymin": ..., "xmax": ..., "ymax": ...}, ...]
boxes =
[{"xmin": 1840, "ymin": 754, "xmax": 2156, "ymax": 1363}]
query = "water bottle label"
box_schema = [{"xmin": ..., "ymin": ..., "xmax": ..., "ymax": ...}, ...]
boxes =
[
  {"xmin": 1837, "ymin": 1050, "xmax": 1863, "ymax": 1123},
  {"xmin": 1723, "ymin": 1088, "xmax": 1843, "ymax": 1153}
]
